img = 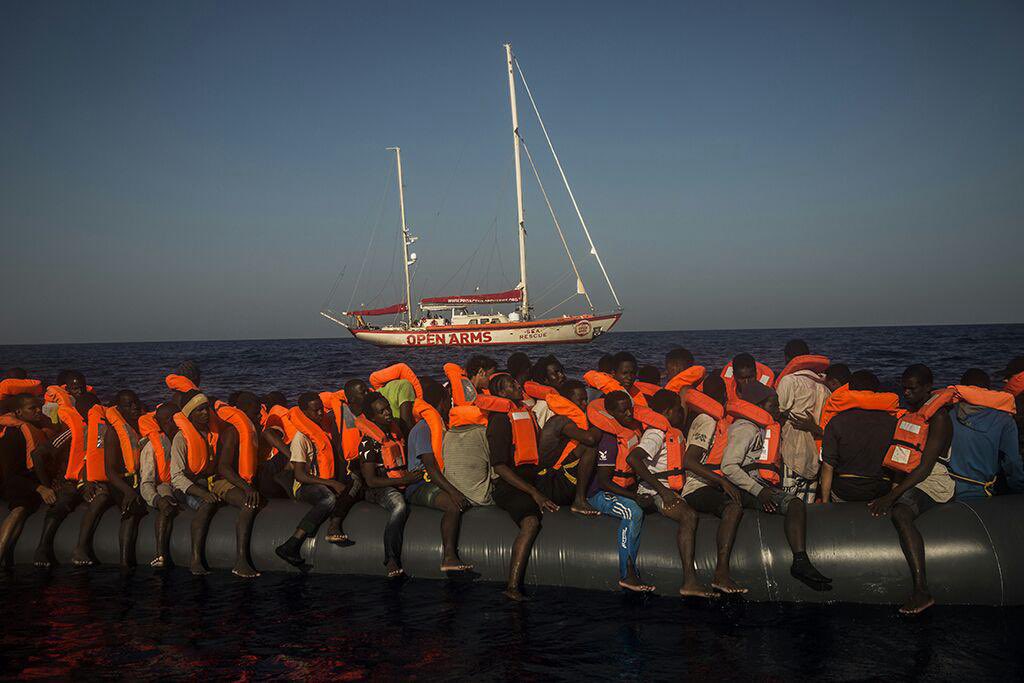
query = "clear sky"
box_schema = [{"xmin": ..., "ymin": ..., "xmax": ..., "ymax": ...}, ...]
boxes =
[{"xmin": 2, "ymin": 1, "xmax": 1022, "ymax": 344}]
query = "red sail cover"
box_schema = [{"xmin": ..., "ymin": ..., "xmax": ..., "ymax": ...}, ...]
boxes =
[
  {"xmin": 344, "ymin": 302, "xmax": 408, "ymax": 316},
  {"xmin": 420, "ymin": 289, "xmax": 522, "ymax": 306}
]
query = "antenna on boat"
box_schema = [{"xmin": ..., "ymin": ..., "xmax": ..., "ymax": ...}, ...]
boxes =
[
  {"xmin": 505, "ymin": 43, "xmax": 530, "ymax": 321},
  {"xmin": 387, "ymin": 145, "xmax": 415, "ymax": 328}
]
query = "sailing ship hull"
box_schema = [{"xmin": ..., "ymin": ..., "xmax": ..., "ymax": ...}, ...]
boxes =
[{"xmin": 349, "ymin": 312, "xmax": 621, "ymax": 347}]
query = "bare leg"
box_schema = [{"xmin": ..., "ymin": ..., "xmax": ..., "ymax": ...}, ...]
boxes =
[
  {"xmin": 325, "ymin": 486, "xmax": 357, "ymax": 543},
  {"xmin": 504, "ymin": 515, "xmax": 540, "ymax": 601},
  {"xmin": 152, "ymin": 506, "xmax": 176, "ymax": 567},
  {"xmin": 72, "ymin": 489, "xmax": 111, "ymax": 565},
  {"xmin": 118, "ymin": 514, "xmax": 143, "ymax": 567},
  {"xmin": 0, "ymin": 507, "xmax": 29, "ymax": 567},
  {"xmin": 569, "ymin": 447, "xmax": 600, "ymax": 516},
  {"xmin": 661, "ymin": 501, "xmax": 715, "ymax": 598},
  {"xmin": 34, "ymin": 488, "xmax": 78, "ymax": 567},
  {"xmin": 710, "ymin": 500, "xmax": 747, "ymax": 593},
  {"xmin": 435, "ymin": 492, "xmax": 471, "ymax": 571},
  {"xmin": 892, "ymin": 503, "xmax": 934, "ymax": 615},
  {"xmin": 784, "ymin": 497, "xmax": 806, "ymax": 554},
  {"xmin": 189, "ymin": 500, "xmax": 218, "ymax": 575},
  {"xmin": 221, "ymin": 488, "xmax": 259, "ymax": 578}
]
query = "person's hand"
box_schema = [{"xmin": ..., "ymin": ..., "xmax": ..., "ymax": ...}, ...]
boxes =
[
  {"xmin": 82, "ymin": 482, "xmax": 97, "ymax": 503},
  {"xmin": 121, "ymin": 488, "xmax": 140, "ymax": 512},
  {"xmin": 756, "ymin": 488, "xmax": 777, "ymax": 513},
  {"xmin": 196, "ymin": 488, "xmax": 218, "ymax": 505},
  {"xmin": 790, "ymin": 413, "xmax": 822, "ymax": 436},
  {"xmin": 660, "ymin": 491, "xmax": 682, "ymax": 510},
  {"xmin": 721, "ymin": 480, "xmax": 742, "ymax": 504},
  {"xmin": 637, "ymin": 493, "xmax": 656, "ymax": 509},
  {"xmin": 156, "ymin": 496, "xmax": 177, "ymax": 515},
  {"xmin": 403, "ymin": 469, "xmax": 425, "ymax": 486},
  {"xmin": 36, "ymin": 485, "xmax": 56, "ymax": 505},
  {"xmin": 868, "ymin": 493, "xmax": 896, "ymax": 517},
  {"xmin": 451, "ymin": 490, "xmax": 471, "ymax": 512},
  {"xmin": 244, "ymin": 488, "xmax": 261, "ymax": 509},
  {"xmin": 532, "ymin": 492, "xmax": 559, "ymax": 513}
]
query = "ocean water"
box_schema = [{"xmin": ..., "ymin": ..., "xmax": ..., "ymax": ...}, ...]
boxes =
[{"xmin": 2, "ymin": 324, "xmax": 1023, "ymax": 680}]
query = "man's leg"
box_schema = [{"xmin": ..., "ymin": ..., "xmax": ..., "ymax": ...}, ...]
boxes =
[
  {"xmin": 779, "ymin": 495, "xmax": 831, "ymax": 589},
  {"xmin": 189, "ymin": 496, "xmax": 218, "ymax": 575},
  {"xmin": 568, "ymin": 446, "xmax": 599, "ymax": 516},
  {"xmin": 658, "ymin": 497, "xmax": 715, "ymax": 598},
  {"xmin": 276, "ymin": 484, "xmax": 337, "ymax": 566},
  {"xmin": 425, "ymin": 488, "xmax": 470, "ymax": 571},
  {"xmin": 0, "ymin": 507, "xmax": 30, "ymax": 567},
  {"xmin": 891, "ymin": 499, "xmax": 934, "ymax": 614},
  {"xmin": 118, "ymin": 510, "xmax": 145, "ymax": 568},
  {"xmin": 506, "ymin": 514, "xmax": 541, "ymax": 601},
  {"xmin": 370, "ymin": 487, "xmax": 409, "ymax": 575},
  {"xmin": 325, "ymin": 477, "xmax": 358, "ymax": 544},
  {"xmin": 34, "ymin": 484, "xmax": 80, "ymax": 567},
  {"xmin": 71, "ymin": 485, "xmax": 112, "ymax": 565},
  {"xmin": 587, "ymin": 491, "xmax": 652, "ymax": 591},
  {"xmin": 153, "ymin": 502, "xmax": 176, "ymax": 567},
  {"xmin": 220, "ymin": 487, "xmax": 260, "ymax": 578}
]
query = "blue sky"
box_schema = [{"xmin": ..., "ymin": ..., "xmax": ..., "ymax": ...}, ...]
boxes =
[{"xmin": 2, "ymin": 1, "xmax": 1022, "ymax": 344}]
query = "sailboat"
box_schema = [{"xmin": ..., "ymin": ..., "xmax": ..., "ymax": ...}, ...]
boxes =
[{"xmin": 320, "ymin": 43, "xmax": 622, "ymax": 347}]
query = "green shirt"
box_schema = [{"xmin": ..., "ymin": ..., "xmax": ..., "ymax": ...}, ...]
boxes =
[{"xmin": 380, "ymin": 379, "xmax": 416, "ymax": 417}]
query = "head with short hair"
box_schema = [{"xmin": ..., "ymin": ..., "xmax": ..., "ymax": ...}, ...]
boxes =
[
  {"xmin": 488, "ymin": 373, "xmax": 522, "ymax": 402},
  {"xmin": 558, "ymin": 379, "xmax": 589, "ymax": 411},
  {"xmin": 466, "ymin": 355, "xmax": 498, "ymax": 391},
  {"xmin": 900, "ymin": 364, "xmax": 934, "ymax": 411},
  {"xmin": 665, "ymin": 347, "xmax": 694, "ymax": 377},
  {"xmin": 263, "ymin": 391, "xmax": 288, "ymax": 408},
  {"xmin": 232, "ymin": 390, "xmax": 262, "ymax": 424},
  {"xmin": 1000, "ymin": 355, "xmax": 1024, "ymax": 379},
  {"xmin": 3, "ymin": 367, "xmax": 27, "ymax": 380},
  {"xmin": 363, "ymin": 391, "xmax": 392, "ymax": 426},
  {"xmin": 75, "ymin": 392, "xmax": 100, "ymax": 418},
  {"xmin": 604, "ymin": 390, "xmax": 633, "ymax": 426},
  {"xmin": 343, "ymin": 379, "xmax": 368, "ymax": 406},
  {"xmin": 849, "ymin": 370, "xmax": 880, "ymax": 392},
  {"xmin": 177, "ymin": 360, "xmax": 201, "ymax": 386},
  {"xmin": 739, "ymin": 381, "xmax": 780, "ymax": 419},
  {"xmin": 532, "ymin": 355, "xmax": 565, "ymax": 387},
  {"xmin": 649, "ymin": 389, "xmax": 683, "ymax": 427},
  {"xmin": 701, "ymin": 375, "xmax": 728, "ymax": 406},
  {"xmin": 824, "ymin": 363, "xmax": 851, "ymax": 392},
  {"xmin": 506, "ymin": 352, "xmax": 532, "ymax": 384},
  {"xmin": 597, "ymin": 354, "xmax": 615, "ymax": 374},
  {"xmin": 637, "ymin": 365, "xmax": 661, "ymax": 385},
  {"xmin": 731, "ymin": 353, "xmax": 757, "ymax": 388},
  {"xmin": 155, "ymin": 403, "xmax": 179, "ymax": 437},
  {"xmin": 114, "ymin": 390, "xmax": 142, "ymax": 424},
  {"xmin": 12, "ymin": 394, "xmax": 44, "ymax": 425},
  {"xmin": 180, "ymin": 389, "xmax": 210, "ymax": 429},
  {"xmin": 960, "ymin": 368, "xmax": 990, "ymax": 389},
  {"xmin": 612, "ymin": 351, "xmax": 637, "ymax": 390},
  {"xmin": 297, "ymin": 391, "xmax": 325, "ymax": 422},
  {"xmin": 784, "ymin": 339, "xmax": 810, "ymax": 363}
]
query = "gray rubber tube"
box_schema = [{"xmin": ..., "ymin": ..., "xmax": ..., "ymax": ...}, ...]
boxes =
[{"xmin": 4, "ymin": 496, "xmax": 1021, "ymax": 605}]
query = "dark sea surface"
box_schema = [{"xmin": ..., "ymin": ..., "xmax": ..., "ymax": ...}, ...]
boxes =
[{"xmin": 2, "ymin": 324, "xmax": 1023, "ymax": 680}]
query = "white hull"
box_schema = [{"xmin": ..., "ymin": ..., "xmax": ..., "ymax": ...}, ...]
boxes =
[{"xmin": 348, "ymin": 312, "xmax": 621, "ymax": 347}]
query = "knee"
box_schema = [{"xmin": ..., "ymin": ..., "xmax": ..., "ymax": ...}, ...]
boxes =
[
  {"xmin": 319, "ymin": 491, "xmax": 339, "ymax": 512},
  {"xmin": 391, "ymin": 497, "xmax": 409, "ymax": 521},
  {"xmin": 520, "ymin": 514, "xmax": 541, "ymax": 534},
  {"xmin": 891, "ymin": 504, "xmax": 915, "ymax": 527},
  {"xmin": 723, "ymin": 500, "xmax": 743, "ymax": 519}
]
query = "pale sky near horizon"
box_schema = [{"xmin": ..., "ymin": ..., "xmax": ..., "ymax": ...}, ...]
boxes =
[{"xmin": 2, "ymin": 1, "xmax": 1022, "ymax": 345}]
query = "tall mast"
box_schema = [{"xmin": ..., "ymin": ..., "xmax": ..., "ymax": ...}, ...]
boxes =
[
  {"xmin": 505, "ymin": 43, "xmax": 529, "ymax": 319},
  {"xmin": 387, "ymin": 146, "xmax": 414, "ymax": 328}
]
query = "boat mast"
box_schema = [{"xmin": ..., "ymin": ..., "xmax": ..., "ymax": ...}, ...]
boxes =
[
  {"xmin": 387, "ymin": 146, "xmax": 414, "ymax": 328},
  {"xmin": 505, "ymin": 43, "xmax": 529, "ymax": 320}
]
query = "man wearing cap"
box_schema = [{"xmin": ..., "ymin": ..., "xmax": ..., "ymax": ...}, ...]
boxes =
[{"xmin": 720, "ymin": 380, "xmax": 832, "ymax": 591}]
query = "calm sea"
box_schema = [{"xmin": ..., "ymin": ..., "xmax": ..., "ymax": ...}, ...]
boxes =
[{"xmin": 1, "ymin": 324, "xmax": 1022, "ymax": 680}]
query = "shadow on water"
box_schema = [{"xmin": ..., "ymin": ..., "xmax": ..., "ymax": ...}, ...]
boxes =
[{"xmin": 2, "ymin": 567, "xmax": 1022, "ymax": 680}]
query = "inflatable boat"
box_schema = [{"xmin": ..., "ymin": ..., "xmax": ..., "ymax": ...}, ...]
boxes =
[{"xmin": 4, "ymin": 496, "xmax": 1022, "ymax": 605}]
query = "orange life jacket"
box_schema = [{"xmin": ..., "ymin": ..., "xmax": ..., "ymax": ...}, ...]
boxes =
[
  {"xmin": 633, "ymin": 381, "xmax": 662, "ymax": 398},
  {"xmin": 215, "ymin": 403, "xmax": 259, "ymax": 483},
  {"xmin": 411, "ymin": 399, "xmax": 446, "ymax": 470},
  {"xmin": 951, "ymin": 385, "xmax": 1017, "ymax": 414},
  {"xmin": 587, "ymin": 398, "xmax": 640, "ymax": 489},
  {"xmin": 664, "ymin": 366, "xmax": 708, "ymax": 393},
  {"xmin": 0, "ymin": 378, "xmax": 43, "ymax": 399},
  {"xmin": 1005, "ymin": 372, "xmax": 1024, "ymax": 398},
  {"xmin": 721, "ymin": 362, "xmax": 775, "ymax": 401},
  {"xmin": 0, "ymin": 414, "xmax": 45, "ymax": 469},
  {"xmin": 138, "ymin": 411, "xmax": 172, "ymax": 484},
  {"xmin": 318, "ymin": 392, "xmax": 363, "ymax": 462},
  {"xmin": 262, "ymin": 404, "xmax": 297, "ymax": 443},
  {"xmin": 58, "ymin": 405, "xmax": 88, "ymax": 480},
  {"xmin": 96, "ymin": 406, "xmax": 141, "ymax": 479},
  {"xmin": 289, "ymin": 406, "xmax": 335, "ymax": 479},
  {"xmin": 583, "ymin": 370, "xmax": 648, "ymax": 407},
  {"xmin": 172, "ymin": 413, "xmax": 218, "ymax": 475},
  {"xmin": 369, "ymin": 363, "xmax": 423, "ymax": 399},
  {"xmin": 633, "ymin": 406, "xmax": 686, "ymax": 491},
  {"xmin": 522, "ymin": 381, "xmax": 554, "ymax": 401},
  {"xmin": 883, "ymin": 388, "xmax": 955, "ymax": 473},
  {"xmin": 44, "ymin": 385, "xmax": 75, "ymax": 408},
  {"xmin": 726, "ymin": 399, "xmax": 782, "ymax": 486},
  {"xmin": 444, "ymin": 363, "xmax": 510, "ymax": 426},
  {"xmin": 83, "ymin": 405, "xmax": 110, "ymax": 482},
  {"xmin": 165, "ymin": 374, "xmax": 198, "ymax": 393},
  {"xmin": 545, "ymin": 393, "xmax": 588, "ymax": 469},
  {"xmin": 355, "ymin": 415, "xmax": 408, "ymax": 479},
  {"xmin": 819, "ymin": 385, "xmax": 901, "ymax": 434},
  {"xmin": 774, "ymin": 355, "xmax": 830, "ymax": 388},
  {"xmin": 684, "ymin": 389, "xmax": 730, "ymax": 471}
]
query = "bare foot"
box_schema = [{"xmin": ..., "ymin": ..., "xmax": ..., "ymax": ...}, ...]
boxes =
[
  {"xmin": 33, "ymin": 548, "xmax": 54, "ymax": 568},
  {"xmin": 325, "ymin": 533, "xmax": 351, "ymax": 545},
  {"xmin": 71, "ymin": 550, "xmax": 94, "ymax": 567},
  {"xmin": 503, "ymin": 587, "xmax": 531, "ymax": 602},
  {"xmin": 711, "ymin": 576, "xmax": 749, "ymax": 594},
  {"xmin": 899, "ymin": 590, "xmax": 935, "ymax": 615},
  {"xmin": 190, "ymin": 562, "xmax": 210, "ymax": 576},
  {"xmin": 618, "ymin": 578, "xmax": 656, "ymax": 593},
  {"xmin": 387, "ymin": 568, "xmax": 406, "ymax": 579},
  {"xmin": 679, "ymin": 580, "xmax": 718, "ymax": 599},
  {"xmin": 441, "ymin": 558, "xmax": 474, "ymax": 572},
  {"xmin": 232, "ymin": 565, "xmax": 260, "ymax": 579},
  {"xmin": 571, "ymin": 500, "xmax": 601, "ymax": 517},
  {"xmin": 150, "ymin": 556, "xmax": 166, "ymax": 568}
]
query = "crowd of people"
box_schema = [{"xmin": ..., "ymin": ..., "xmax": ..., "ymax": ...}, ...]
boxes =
[{"xmin": 1, "ymin": 344, "xmax": 1021, "ymax": 615}]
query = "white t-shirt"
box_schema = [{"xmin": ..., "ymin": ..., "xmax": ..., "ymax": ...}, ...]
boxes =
[
  {"xmin": 637, "ymin": 428, "xmax": 667, "ymax": 496},
  {"xmin": 682, "ymin": 413, "xmax": 716, "ymax": 496}
]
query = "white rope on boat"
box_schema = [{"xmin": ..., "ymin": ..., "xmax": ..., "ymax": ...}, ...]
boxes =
[
  {"xmin": 347, "ymin": 162, "xmax": 396, "ymax": 313},
  {"xmin": 539, "ymin": 292, "xmax": 580, "ymax": 318},
  {"xmin": 513, "ymin": 57, "xmax": 622, "ymax": 310},
  {"xmin": 520, "ymin": 139, "xmax": 594, "ymax": 311}
]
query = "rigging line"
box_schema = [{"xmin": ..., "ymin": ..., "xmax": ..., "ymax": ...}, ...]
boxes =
[
  {"xmin": 346, "ymin": 161, "xmax": 395, "ymax": 312},
  {"xmin": 520, "ymin": 138, "xmax": 594, "ymax": 311},
  {"xmin": 429, "ymin": 134, "xmax": 471, "ymax": 236},
  {"xmin": 320, "ymin": 265, "xmax": 347, "ymax": 311},
  {"xmin": 532, "ymin": 271, "xmax": 572, "ymax": 305},
  {"xmin": 361, "ymin": 222, "xmax": 401, "ymax": 306},
  {"xmin": 513, "ymin": 57, "xmax": 622, "ymax": 309},
  {"xmin": 539, "ymin": 292, "xmax": 580, "ymax": 318}
]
